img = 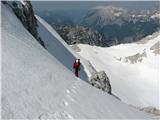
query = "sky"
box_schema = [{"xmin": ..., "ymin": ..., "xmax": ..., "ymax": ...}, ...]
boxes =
[{"xmin": 32, "ymin": 1, "xmax": 159, "ymax": 11}]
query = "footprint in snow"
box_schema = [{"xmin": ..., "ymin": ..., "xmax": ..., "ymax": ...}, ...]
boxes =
[
  {"xmin": 38, "ymin": 111, "xmax": 73, "ymax": 119},
  {"xmin": 66, "ymin": 94, "xmax": 74, "ymax": 102},
  {"xmin": 54, "ymin": 110, "xmax": 73, "ymax": 119},
  {"xmin": 66, "ymin": 89, "xmax": 70, "ymax": 94},
  {"xmin": 62, "ymin": 100, "xmax": 69, "ymax": 106}
]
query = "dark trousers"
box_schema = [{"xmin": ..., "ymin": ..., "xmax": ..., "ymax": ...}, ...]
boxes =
[{"xmin": 75, "ymin": 68, "xmax": 79, "ymax": 77}]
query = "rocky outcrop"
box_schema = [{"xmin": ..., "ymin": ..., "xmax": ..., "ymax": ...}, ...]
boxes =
[
  {"xmin": 83, "ymin": 60, "xmax": 112, "ymax": 95},
  {"xmin": 90, "ymin": 71, "xmax": 112, "ymax": 94},
  {"xmin": 140, "ymin": 107, "xmax": 160, "ymax": 116},
  {"xmin": 35, "ymin": 4, "xmax": 159, "ymax": 47},
  {"xmin": 81, "ymin": 6, "xmax": 160, "ymax": 46},
  {"xmin": 53, "ymin": 25, "xmax": 107, "ymax": 47},
  {"xmin": 150, "ymin": 41, "xmax": 160, "ymax": 55},
  {"xmin": 4, "ymin": 1, "xmax": 45, "ymax": 48},
  {"xmin": 115, "ymin": 49, "xmax": 147, "ymax": 64},
  {"xmin": 124, "ymin": 49, "xmax": 147, "ymax": 64}
]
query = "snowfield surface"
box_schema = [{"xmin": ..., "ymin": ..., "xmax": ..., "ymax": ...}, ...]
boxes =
[
  {"xmin": 36, "ymin": 15, "xmax": 88, "ymax": 81},
  {"xmin": 77, "ymin": 32, "xmax": 160, "ymax": 110},
  {"xmin": 1, "ymin": 3, "xmax": 152, "ymax": 119}
]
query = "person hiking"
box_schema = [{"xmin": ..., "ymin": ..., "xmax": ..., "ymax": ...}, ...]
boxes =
[{"xmin": 73, "ymin": 59, "xmax": 81, "ymax": 77}]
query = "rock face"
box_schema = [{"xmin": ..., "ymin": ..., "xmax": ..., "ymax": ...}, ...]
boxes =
[
  {"xmin": 140, "ymin": 107, "xmax": 160, "ymax": 116},
  {"xmin": 90, "ymin": 71, "xmax": 111, "ymax": 94},
  {"xmin": 150, "ymin": 41, "xmax": 160, "ymax": 55},
  {"xmin": 37, "ymin": 5, "xmax": 159, "ymax": 47},
  {"xmin": 81, "ymin": 6, "xmax": 160, "ymax": 46},
  {"xmin": 4, "ymin": 1, "xmax": 45, "ymax": 48},
  {"xmin": 124, "ymin": 50, "xmax": 147, "ymax": 64},
  {"xmin": 54, "ymin": 25, "xmax": 106, "ymax": 47}
]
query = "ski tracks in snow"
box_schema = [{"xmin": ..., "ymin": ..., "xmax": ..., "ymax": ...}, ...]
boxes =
[{"xmin": 38, "ymin": 80, "xmax": 82, "ymax": 119}]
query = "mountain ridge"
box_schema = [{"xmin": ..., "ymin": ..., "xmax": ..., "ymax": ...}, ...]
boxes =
[
  {"xmin": 76, "ymin": 31, "xmax": 160, "ymax": 111},
  {"xmin": 1, "ymin": 1, "xmax": 154, "ymax": 119},
  {"xmin": 38, "ymin": 5, "xmax": 160, "ymax": 46}
]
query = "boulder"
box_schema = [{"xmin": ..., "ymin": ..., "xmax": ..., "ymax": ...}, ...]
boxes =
[
  {"xmin": 90, "ymin": 71, "xmax": 111, "ymax": 94},
  {"xmin": 140, "ymin": 106, "xmax": 160, "ymax": 116}
]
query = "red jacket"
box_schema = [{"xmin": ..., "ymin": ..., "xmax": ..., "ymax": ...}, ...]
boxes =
[{"xmin": 73, "ymin": 61, "xmax": 80, "ymax": 69}]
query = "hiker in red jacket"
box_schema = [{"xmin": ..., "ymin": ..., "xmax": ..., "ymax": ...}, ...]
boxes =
[{"xmin": 73, "ymin": 59, "xmax": 81, "ymax": 77}]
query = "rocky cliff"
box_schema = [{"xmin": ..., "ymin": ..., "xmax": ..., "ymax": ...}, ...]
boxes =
[{"xmin": 3, "ymin": 1, "xmax": 45, "ymax": 48}]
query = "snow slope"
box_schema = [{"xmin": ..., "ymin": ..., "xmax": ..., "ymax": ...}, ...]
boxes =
[
  {"xmin": 1, "ymin": 3, "xmax": 152, "ymax": 119},
  {"xmin": 77, "ymin": 32, "xmax": 160, "ymax": 109},
  {"xmin": 35, "ymin": 15, "xmax": 88, "ymax": 81}
]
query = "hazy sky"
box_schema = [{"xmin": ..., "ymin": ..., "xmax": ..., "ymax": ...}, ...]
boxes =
[{"xmin": 32, "ymin": 1, "xmax": 159, "ymax": 11}]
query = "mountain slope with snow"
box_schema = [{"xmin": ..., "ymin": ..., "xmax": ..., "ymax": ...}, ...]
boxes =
[
  {"xmin": 35, "ymin": 15, "xmax": 88, "ymax": 81},
  {"xmin": 81, "ymin": 6, "xmax": 160, "ymax": 46},
  {"xmin": 1, "ymin": 3, "xmax": 152, "ymax": 119},
  {"xmin": 77, "ymin": 32, "xmax": 160, "ymax": 110}
]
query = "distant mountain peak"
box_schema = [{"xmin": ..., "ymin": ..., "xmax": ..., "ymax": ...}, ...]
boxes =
[{"xmin": 93, "ymin": 5, "xmax": 126, "ymax": 12}]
